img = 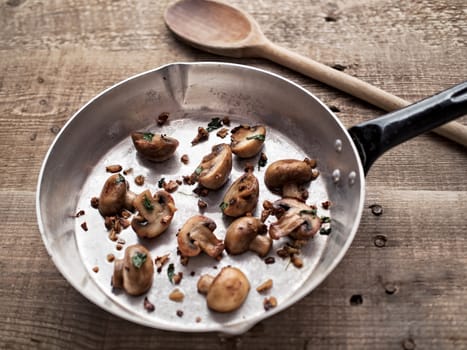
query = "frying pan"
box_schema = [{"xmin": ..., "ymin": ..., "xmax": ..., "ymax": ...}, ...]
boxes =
[{"xmin": 36, "ymin": 62, "xmax": 467, "ymax": 335}]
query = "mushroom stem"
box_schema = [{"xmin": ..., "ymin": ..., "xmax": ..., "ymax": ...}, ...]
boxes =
[
  {"xmin": 197, "ymin": 274, "xmax": 215, "ymax": 295},
  {"xmin": 248, "ymin": 235, "xmax": 273, "ymax": 257}
]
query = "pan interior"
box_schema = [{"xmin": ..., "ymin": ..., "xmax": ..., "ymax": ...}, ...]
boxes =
[{"xmin": 37, "ymin": 62, "xmax": 364, "ymax": 333}]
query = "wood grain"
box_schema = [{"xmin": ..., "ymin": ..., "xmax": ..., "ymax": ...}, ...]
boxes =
[{"xmin": 1, "ymin": 0, "xmax": 466, "ymax": 349}]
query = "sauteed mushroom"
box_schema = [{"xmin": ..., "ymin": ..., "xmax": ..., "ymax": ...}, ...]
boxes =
[
  {"xmin": 112, "ymin": 244, "xmax": 154, "ymax": 296},
  {"xmin": 177, "ymin": 215, "xmax": 224, "ymax": 258},
  {"xmin": 193, "ymin": 144, "xmax": 232, "ymax": 190},
  {"xmin": 131, "ymin": 189, "xmax": 176, "ymax": 239},
  {"xmin": 225, "ymin": 217, "xmax": 271, "ymax": 257},
  {"xmin": 131, "ymin": 132, "xmax": 179, "ymax": 162},
  {"xmin": 197, "ymin": 266, "xmax": 250, "ymax": 312},
  {"xmin": 269, "ymin": 198, "xmax": 321, "ymax": 240},
  {"xmin": 264, "ymin": 158, "xmax": 318, "ymax": 200},
  {"xmin": 221, "ymin": 170, "xmax": 259, "ymax": 217},
  {"xmin": 98, "ymin": 174, "xmax": 136, "ymax": 217},
  {"xmin": 230, "ymin": 125, "xmax": 266, "ymax": 158}
]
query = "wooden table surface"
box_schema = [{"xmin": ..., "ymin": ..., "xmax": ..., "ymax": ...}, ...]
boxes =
[{"xmin": 1, "ymin": 0, "xmax": 466, "ymax": 349}]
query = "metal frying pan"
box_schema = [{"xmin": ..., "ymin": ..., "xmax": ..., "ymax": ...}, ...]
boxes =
[{"xmin": 36, "ymin": 62, "xmax": 466, "ymax": 335}]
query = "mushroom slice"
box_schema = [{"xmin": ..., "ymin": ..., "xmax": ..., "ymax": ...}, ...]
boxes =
[
  {"xmin": 177, "ymin": 215, "xmax": 224, "ymax": 258},
  {"xmin": 264, "ymin": 158, "xmax": 318, "ymax": 201},
  {"xmin": 221, "ymin": 170, "xmax": 259, "ymax": 217},
  {"xmin": 194, "ymin": 143, "xmax": 232, "ymax": 190},
  {"xmin": 225, "ymin": 216, "xmax": 271, "ymax": 257},
  {"xmin": 98, "ymin": 174, "xmax": 136, "ymax": 217},
  {"xmin": 197, "ymin": 266, "xmax": 250, "ymax": 313},
  {"xmin": 112, "ymin": 244, "xmax": 154, "ymax": 296},
  {"xmin": 131, "ymin": 189, "xmax": 176, "ymax": 239},
  {"xmin": 131, "ymin": 132, "xmax": 179, "ymax": 162},
  {"xmin": 230, "ymin": 125, "xmax": 266, "ymax": 158},
  {"xmin": 269, "ymin": 198, "xmax": 321, "ymax": 240}
]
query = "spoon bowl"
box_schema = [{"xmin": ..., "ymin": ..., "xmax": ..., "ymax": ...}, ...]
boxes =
[
  {"xmin": 164, "ymin": 0, "xmax": 467, "ymax": 147},
  {"xmin": 164, "ymin": 0, "xmax": 264, "ymax": 57}
]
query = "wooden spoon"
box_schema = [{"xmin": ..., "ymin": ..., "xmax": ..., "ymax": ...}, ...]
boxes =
[{"xmin": 164, "ymin": 0, "xmax": 467, "ymax": 147}]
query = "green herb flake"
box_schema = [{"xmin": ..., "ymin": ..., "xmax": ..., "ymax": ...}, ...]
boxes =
[
  {"xmin": 258, "ymin": 153, "xmax": 268, "ymax": 170},
  {"xmin": 299, "ymin": 209, "xmax": 317, "ymax": 216},
  {"xmin": 132, "ymin": 252, "xmax": 147, "ymax": 269},
  {"xmin": 246, "ymin": 134, "xmax": 266, "ymax": 141},
  {"xmin": 158, "ymin": 178, "xmax": 166, "ymax": 188},
  {"xmin": 143, "ymin": 195, "xmax": 154, "ymax": 211},
  {"xmin": 115, "ymin": 174, "xmax": 125, "ymax": 184},
  {"xmin": 143, "ymin": 132, "xmax": 154, "ymax": 141},
  {"xmin": 167, "ymin": 263, "xmax": 175, "ymax": 283},
  {"xmin": 320, "ymin": 216, "xmax": 331, "ymax": 223},
  {"xmin": 219, "ymin": 202, "xmax": 229, "ymax": 211},
  {"xmin": 320, "ymin": 227, "xmax": 332, "ymax": 235},
  {"xmin": 194, "ymin": 166, "xmax": 203, "ymax": 176},
  {"xmin": 206, "ymin": 118, "xmax": 222, "ymax": 132}
]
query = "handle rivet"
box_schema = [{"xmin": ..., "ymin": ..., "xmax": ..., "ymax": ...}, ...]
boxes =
[
  {"xmin": 334, "ymin": 139, "xmax": 342, "ymax": 152},
  {"xmin": 332, "ymin": 169, "xmax": 341, "ymax": 183}
]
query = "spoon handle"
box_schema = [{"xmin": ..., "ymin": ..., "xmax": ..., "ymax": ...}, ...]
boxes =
[{"xmin": 256, "ymin": 40, "xmax": 467, "ymax": 147}]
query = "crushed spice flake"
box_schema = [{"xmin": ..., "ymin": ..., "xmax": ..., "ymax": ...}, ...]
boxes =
[
  {"xmin": 74, "ymin": 210, "xmax": 85, "ymax": 217},
  {"xmin": 134, "ymin": 175, "xmax": 145, "ymax": 186},
  {"xmin": 144, "ymin": 297, "xmax": 155, "ymax": 312},
  {"xmin": 197, "ymin": 199, "xmax": 208, "ymax": 209},
  {"xmin": 163, "ymin": 180, "xmax": 179, "ymax": 193},
  {"xmin": 256, "ymin": 279, "xmax": 273, "ymax": 293},
  {"xmin": 244, "ymin": 162, "xmax": 254, "ymax": 173},
  {"xmin": 321, "ymin": 200, "xmax": 332, "ymax": 210},
  {"xmin": 155, "ymin": 253, "xmax": 170, "ymax": 273},
  {"xmin": 195, "ymin": 316, "xmax": 202, "ymax": 323},
  {"xmin": 157, "ymin": 112, "xmax": 169, "ymax": 126},
  {"xmin": 176, "ymin": 310, "xmax": 184, "ymax": 317},
  {"xmin": 116, "ymin": 244, "xmax": 123, "ymax": 251},
  {"xmin": 123, "ymin": 167, "xmax": 133, "ymax": 175},
  {"xmin": 193, "ymin": 185, "xmax": 209, "ymax": 197},
  {"xmin": 222, "ymin": 116, "xmax": 230, "ymax": 126},
  {"xmin": 169, "ymin": 288, "xmax": 185, "ymax": 302},
  {"xmin": 264, "ymin": 256, "xmax": 275, "ymax": 265},
  {"xmin": 173, "ymin": 272, "xmax": 183, "ymax": 285},
  {"xmin": 105, "ymin": 164, "xmax": 122, "ymax": 173},
  {"xmin": 92, "ymin": 266, "xmax": 99, "ymax": 273},
  {"xmin": 80, "ymin": 222, "xmax": 88, "ymax": 231},
  {"xmin": 216, "ymin": 127, "xmax": 229, "ymax": 138},
  {"xmin": 258, "ymin": 152, "xmax": 268, "ymax": 170},
  {"xmin": 180, "ymin": 154, "xmax": 189, "ymax": 164},
  {"xmin": 263, "ymin": 296, "xmax": 277, "ymax": 311},
  {"xmin": 106, "ymin": 254, "xmax": 115, "ymax": 263},
  {"xmin": 90, "ymin": 197, "xmax": 99, "ymax": 209},
  {"xmin": 191, "ymin": 127, "xmax": 209, "ymax": 145}
]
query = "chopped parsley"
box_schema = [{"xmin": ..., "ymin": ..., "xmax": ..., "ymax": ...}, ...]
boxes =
[
  {"xmin": 167, "ymin": 263, "xmax": 175, "ymax": 283},
  {"xmin": 143, "ymin": 195, "xmax": 154, "ymax": 211},
  {"xmin": 132, "ymin": 252, "xmax": 147, "ymax": 269},
  {"xmin": 320, "ymin": 226, "xmax": 332, "ymax": 235},
  {"xmin": 246, "ymin": 134, "xmax": 266, "ymax": 141},
  {"xmin": 320, "ymin": 216, "xmax": 331, "ymax": 223},
  {"xmin": 206, "ymin": 117, "xmax": 222, "ymax": 132},
  {"xmin": 143, "ymin": 132, "xmax": 154, "ymax": 141},
  {"xmin": 219, "ymin": 202, "xmax": 229, "ymax": 211},
  {"xmin": 194, "ymin": 166, "xmax": 203, "ymax": 175},
  {"xmin": 158, "ymin": 178, "xmax": 165, "ymax": 188}
]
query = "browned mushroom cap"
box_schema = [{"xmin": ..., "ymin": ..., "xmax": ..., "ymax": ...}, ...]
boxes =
[
  {"xmin": 269, "ymin": 198, "xmax": 321, "ymax": 240},
  {"xmin": 98, "ymin": 174, "xmax": 136, "ymax": 217},
  {"xmin": 197, "ymin": 266, "xmax": 250, "ymax": 313},
  {"xmin": 112, "ymin": 244, "xmax": 154, "ymax": 296},
  {"xmin": 230, "ymin": 125, "xmax": 266, "ymax": 158},
  {"xmin": 225, "ymin": 216, "xmax": 271, "ymax": 257},
  {"xmin": 131, "ymin": 189, "xmax": 177, "ymax": 239},
  {"xmin": 221, "ymin": 170, "xmax": 259, "ymax": 217},
  {"xmin": 131, "ymin": 132, "xmax": 179, "ymax": 162},
  {"xmin": 177, "ymin": 215, "xmax": 224, "ymax": 258},
  {"xmin": 264, "ymin": 158, "xmax": 318, "ymax": 200},
  {"xmin": 194, "ymin": 144, "xmax": 232, "ymax": 190}
]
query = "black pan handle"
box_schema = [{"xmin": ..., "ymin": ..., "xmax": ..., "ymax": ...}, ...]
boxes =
[{"xmin": 348, "ymin": 81, "xmax": 467, "ymax": 174}]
